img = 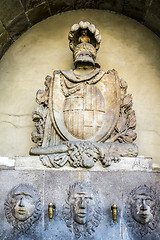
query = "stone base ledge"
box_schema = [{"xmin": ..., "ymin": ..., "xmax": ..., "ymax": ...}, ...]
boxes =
[
  {"xmin": 0, "ymin": 156, "xmax": 152, "ymax": 171},
  {"xmin": 1, "ymin": 155, "xmax": 151, "ymax": 171}
]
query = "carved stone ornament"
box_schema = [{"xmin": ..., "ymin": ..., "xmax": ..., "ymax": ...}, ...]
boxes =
[
  {"xmin": 62, "ymin": 182, "xmax": 102, "ymax": 239},
  {"xmin": 125, "ymin": 185, "xmax": 160, "ymax": 239},
  {"xmin": 4, "ymin": 184, "xmax": 41, "ymax": 233},
  {"xmin": 30, "ymin": 21, "xmax": 138, "ymax": 168}
]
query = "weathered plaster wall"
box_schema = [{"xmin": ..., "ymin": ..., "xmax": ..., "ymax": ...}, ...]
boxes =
[{"xmin": 0, "ymin": 10, "xmax": 159, "ymax": 167}]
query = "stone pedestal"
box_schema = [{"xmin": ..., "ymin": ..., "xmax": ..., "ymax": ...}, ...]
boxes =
[
  {"xmin": 14, "ymin": 156, "xmax": 152, "ymax": 171},
  {"xmin": 0, "ymin": 156, "xmax": 160, "ymax": 240}
]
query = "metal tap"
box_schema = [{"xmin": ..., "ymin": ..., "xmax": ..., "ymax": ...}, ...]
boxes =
[
  {"xmin": 111, "ymin": 204, "xmax": 118, "ymax": 223},
  {"xmin": 48, "ymin": 202, "xmax": 55, "ymax": 221}
]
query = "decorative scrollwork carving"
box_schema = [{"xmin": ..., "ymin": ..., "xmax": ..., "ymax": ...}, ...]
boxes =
[
  {"xmin": 32, "ymin": 141, "xmax": 138, "ymax": 168},
  {"xmin": 31, "ymin": 75, "xmax": 52, "ymax": 146},
  {"xmin": 110, "ymin": 75, "xmax": 137, "ymax": 143}
]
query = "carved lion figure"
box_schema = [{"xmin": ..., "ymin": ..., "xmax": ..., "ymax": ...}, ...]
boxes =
[
  {"xmin": 4, "ymin": 184, "xmax": 41, "ymax": 233},
  {"xmin": 62, "ymin": 182, "xmax": 102, "ymax": 238},
  {"xmin": 125, "ymin": 184, "xmax": 160, "ymax": 239}
]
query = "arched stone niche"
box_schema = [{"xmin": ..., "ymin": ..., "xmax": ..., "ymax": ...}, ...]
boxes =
[{"xmin": 0, "ymin": 9, "xmax": 159, "ymax": 167}]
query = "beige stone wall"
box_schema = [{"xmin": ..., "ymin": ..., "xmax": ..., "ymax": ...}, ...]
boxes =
[{"xmin": 0, "ymin": 10, "xmax": 159, "ymax": 167}]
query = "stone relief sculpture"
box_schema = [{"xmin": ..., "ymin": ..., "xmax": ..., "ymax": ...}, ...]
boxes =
[
  {"xmin": 125, "ymin": 185, "xmax": 160, "ymax": 239},
  {"xmin": 4, "ymin": 184, "xmax": 41, "ymax": 233},
  {"xmin": 62, "ymin": 182, "xmax": 102, "ymax": 239},
  {"xmin": 30, "ymin": 21, "xmax": 138, "ymax": 168}
]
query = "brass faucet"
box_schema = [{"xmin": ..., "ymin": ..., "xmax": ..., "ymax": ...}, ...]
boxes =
[
  {"xmin": 111, "ymin": 204, "xmax": 119, "ymax": 223},
  {"xmin": 48, "ymin": 203, "xmax": 55, "ymax": 221}
]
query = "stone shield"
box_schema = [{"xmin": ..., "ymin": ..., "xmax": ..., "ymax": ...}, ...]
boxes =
[{"xmin": 49, "ymin": 70, "xmax": 120, "ymax": 142}]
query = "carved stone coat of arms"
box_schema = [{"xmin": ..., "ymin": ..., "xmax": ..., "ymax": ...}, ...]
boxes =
[{"xmin": 30, "ymin": 21, "xmax": 138, "ymax": 168}]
